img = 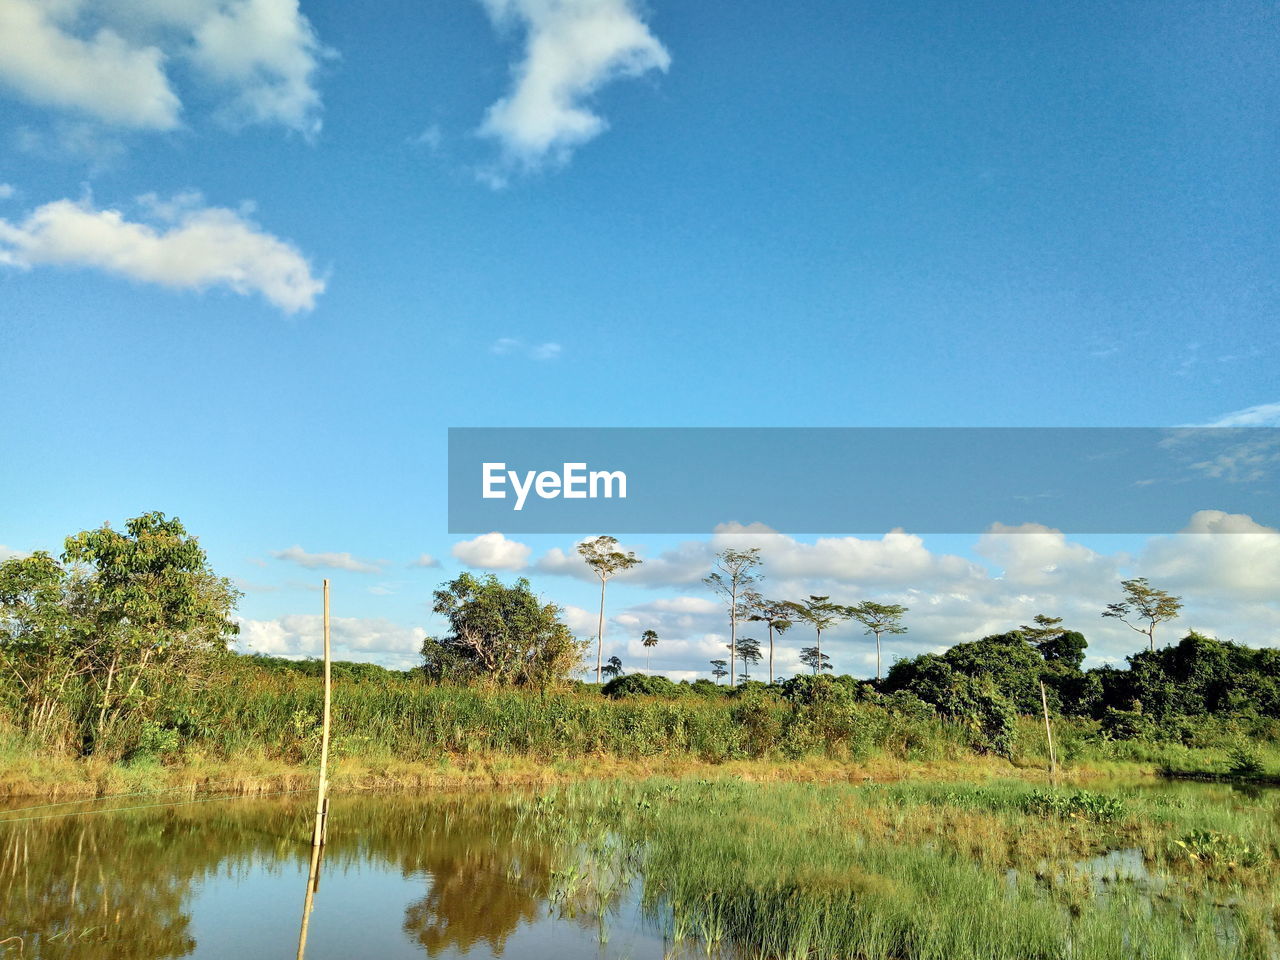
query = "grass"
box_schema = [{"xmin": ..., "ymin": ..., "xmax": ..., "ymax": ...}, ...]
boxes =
[{"xmin": 512, "ymin": 777, "xmax": 1280, "ymax": 960}]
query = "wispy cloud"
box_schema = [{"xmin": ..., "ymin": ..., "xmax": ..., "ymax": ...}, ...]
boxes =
[
  {"xmin": 491, "ymin": 336, "xmax": 562, "ymax": 360},
  {"xmin": 272, "ymin": 545, "xmax": 382, "ymax": 574},
  {"xmin": 476, "ymin": 0, "xmax": 670, "ymax": 180},
  {"xmin": 0, "ymin": 192, "xmax": 324, "ymax": 313},
  {"xmin": 1198, "ymin": 401, "xmax": 1280, "ymax": 428},
  {"xmin": 410, "ymin": 553, "xmax": 442, "ymax": 568}
]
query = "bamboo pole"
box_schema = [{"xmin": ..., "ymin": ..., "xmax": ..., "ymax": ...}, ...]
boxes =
[
  {"xmin": 311, "ymin": 579, "xmax": 332, "ymax": 847},
  {"xmin": 1040, "ymin": 680, "xmax": 1058, "ymax": 782},
  {"xmin": 294, "ymin": 841, "xmax": 324, "ymax": 960}
]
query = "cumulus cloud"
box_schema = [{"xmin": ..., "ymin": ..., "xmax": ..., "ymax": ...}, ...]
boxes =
[
  {"xmin": 477, "ymin": 0, "xmax": 670, "ymax": 173},
  {"xmin": 410, "ymin": 553, "xmax": 442, "ymax": 569},
  {"xmin": 0, "ymin": 0, "xmax": 180, "ymax": 129},
  {"xmin": 0, "ymin": 193, "xmax": 324, "ymax": 313},
  {"xmin": 0, "ymin": 0, "xmax": 327, "ymax": 135},
  {"xmin": 0, "ymin": 545, "xmax": 30, "ymax": 562},
  {"xmin": 236, "ymin": 613, "xmax": 424, "ymax": 668},
  {"xmin": 452, "ymin": 532, "xmax": 532, "ymax": 570},
  {"xmin": 271, "ymin": 545, "xmax": 382, "ymax": 574},
  {"xmin": 1139, "ymin": 511, "xmax": 1280, "ymax": 603}
]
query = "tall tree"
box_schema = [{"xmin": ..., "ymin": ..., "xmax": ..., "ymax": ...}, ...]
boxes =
[
  {"xmin": 747, "ymin": 598, "xmax": 792, "ymax": 685},
  {"xmin": 736, "ymin": 637, "xmax": 762, "ymax": 681},
  {"xmin": 1103, "ymin": 578, "xmax": 1182, "ymax": 652},
  {"xmin": 577, "ymin": 536, "xmax": 641, "ymax": 683},
  {"xmin": 784, "ymin": 596, "xmax": 848, "ymax": 674},
  {"xmin": 847, "ymin": 601, "xmax": 908, "ymax": 681},
  {"xmin": 710, "ymin": 659, "xmax": 729, "ymax": 683},
  {"xmin": 641, "ymin": 629, "xmax": 659, "ymax": 671},
  {"xmin": 703, "ymin": 548, "xmax": 762, "ymax": 687},
  {"xmin": 602, "ymin": 655, "xmax": 624, "ymax": 680}
]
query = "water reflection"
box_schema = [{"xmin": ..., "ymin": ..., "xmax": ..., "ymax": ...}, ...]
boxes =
[{"xmin": 0, "ymin": 793, "xmax": 667, "ymax": 960}]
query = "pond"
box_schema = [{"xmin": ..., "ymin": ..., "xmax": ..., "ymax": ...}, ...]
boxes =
[{"xmin": 1, "ymin": 778, "xmax": 1276, "ymax": 960}]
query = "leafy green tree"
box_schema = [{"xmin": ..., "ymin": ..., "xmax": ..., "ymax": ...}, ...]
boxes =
[
  {"xmin": 1103, "ymin": 578, "xmax": 1182, "ymax": 652},
  {"xmin": 710, "ymin": 658, "xmax": 729, "ymax": 683},
  {"xmin": 799, "ymin": 646, "xmax": 832, "ymax": 674},
  {"xmin": 747, "ymin": 598, "xmax": 792, "ymax": 685},
  {"xmin": 704, "ymin": 548, "xmax": 762, "ymax": 687},
  {"xmin": 423, "ymin": 573, "xmax": 584, "ymax": 687},
  {"xmin": 0, "ymin": 552, "xmax": 94, "ymax": 743},
  {"xmin": 1020, "ymin": 615, "xmax": 1088, "ymax": 672},
  {"xmin": 785, "ymin": 596, "xmax": 848, "ymax": 674},
  {"xmin": 846, "ymin": 601, "xmax": 908, "ymax": 681},
  {"xmin": 641, "ymin": 629, "xmax": 659, "ymax": 671},
  {"xmin": 578, "ymin": 536, "xmax": 641, "ymax": 683},
  {"xmin": 61, "ymin": 512, "xmax": 240, "ymax": 747}
]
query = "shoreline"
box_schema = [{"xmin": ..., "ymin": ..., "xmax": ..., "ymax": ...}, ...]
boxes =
[{"xmin": 0, "ymin": 753, "xmax": 1172, "ymax": 803}]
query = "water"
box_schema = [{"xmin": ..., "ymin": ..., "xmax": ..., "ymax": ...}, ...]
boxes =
[{"xmin": 0, "ymin": 792, "xmax": 675, "ymax": 960}]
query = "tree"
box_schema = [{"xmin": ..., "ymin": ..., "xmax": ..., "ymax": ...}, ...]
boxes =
[
  {"xmin": 1020, "ymin": 615, "xmax": 1088, "ymax": 672},
  {"xmin": 61, "ymin": 512, "xmax": 240, "ymax": 746},
  {"xmin": 847, "ymin": 601, "xmax": 908, "ymax": 681},
  {"xmin": 641, "ymin": 629, "xmax": 659, "ymax": 671},
  {"xmin": 1103, "ymin": 578, "xmax": 1182, "ymax": 652},
  {"xmin": 784, "ymin": 596, "xmax": 848, "ymax": 674},
  {"xmin": 578, "ymin": 536, "xmax": 641, "ymax": 683},
  {"xmin": 799, "ymin": 646, "xmax": 831, "ymax": 674},
  {"xmin": 602, "ymin": 655, "xmax": 624, "ymax": 680},
  {"xmin": 735, "ymin": 637, "xmax": 762, "ymax": 681},
  {"xmin": 710, "ymin": 659, "xmax": 729, "ymax": 683},
  {"xmin": 0, "ymin": 552, "xmax": 94, "ymax": 742},
  {"xmin": 747, "ymin": 598, "xmax": 792, "ymax": 685},
  {"xmin": 423, "ymin": 573, "xmax": 584, "ymax": 687},
  {"xmin": 704, "ymin": 548, "xmax": 762, "ymax": 687}
]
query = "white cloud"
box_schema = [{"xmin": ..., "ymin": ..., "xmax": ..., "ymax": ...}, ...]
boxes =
[
  {"xmin": 186, "ymin": 0, "xmax": 329, "ymax": 137},
  {"xmin": 236, "ymin": 613, "xmax": 424, "ymax": 668},
  {"xmin": 491, "ymin": 336, "xmax": 563, "ymax": 360},
  {"xmin": 477, "ymin": 0, "xmax": 670, "ymax": 172},
  {"xmin": 1197, "ymin": 401, "xmax": 1280, "ymax": 428},
  {"xmin": 411, "ymin": 553, "xmax": 441, "ymax": 568},
  {"xmin": 272, "ymin": 545, "xmax": 382, "ymax": 574},
  {"xmin": 0, "ymin": 184, "xmax": 14, "ymax": 200},
  {"xmin": 0, "ymin": 545, "xmax": 30, "ymax": 562},
  {"xmin": 452, "ymin": 532, "xmax": 532, "ymax": 570},
  {"xmin": 1139, "ymin": 511, "xmax": 1280, "ymax": 603},
  {"xmin": 0, "ymin": 194, "xmax": 324, "ymax": 313},
  {"xmin": 0, "ymin": 0, "xmax": 180, "ymax": 129},
  {"xmin": 0, "ymin": 0, "xmax": 327, "ymax": 135}
]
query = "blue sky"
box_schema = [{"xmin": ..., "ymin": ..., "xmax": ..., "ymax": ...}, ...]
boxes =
[{"xmin": 0, "ymin": 0, "xmax": 1277, "ymax": 676}]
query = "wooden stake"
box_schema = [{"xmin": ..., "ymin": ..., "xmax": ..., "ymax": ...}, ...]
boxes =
[
  {"xmin": 1040, "ymin": 680, "xmax": 1058, "ymax": 782},
  {"xmin": 311, "ymin": 579, "xmax": 332, "ymax": 847}
]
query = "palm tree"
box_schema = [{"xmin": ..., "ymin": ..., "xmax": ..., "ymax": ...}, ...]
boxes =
[
  {"xmin": 578, "ymin": 536, "xmax": 641, "ymax": 683},
  {"xmin": 602, "ymin": 655, "xmax": 624, "ymax": 680},
  {"xmin": 641, "ymin": 629, "xmax": 659, "ymax": 671}
]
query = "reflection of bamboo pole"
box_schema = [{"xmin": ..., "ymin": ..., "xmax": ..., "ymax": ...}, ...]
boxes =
[
  {"xmin": 295, "ymin": 841, "xmax": 325, "ymax": 960},
  {"xmin": 311, "ymin": 580, "xmax": 332, "ymax": 847},
  {"xmin": 1040, "ymin": 681, "xmax": 1058, "ymax": 782}
]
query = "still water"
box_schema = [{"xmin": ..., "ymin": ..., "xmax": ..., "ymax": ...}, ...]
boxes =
[{"xmin": 0, "ymin": 792, "xmax": 674, "ymax": 960}]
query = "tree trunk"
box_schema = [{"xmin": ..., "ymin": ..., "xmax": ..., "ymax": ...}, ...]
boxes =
[
  {"xmin": 596, "ymin": 578, "xmax": 607, "ymax": 683},
  {"xmin": 729, "ymin": 587, "xmax": 737, "ymax": 688},
  {"xmin": 768, "ymin": 624, "xmax": 775, "ymax": 685},
  {"xmin": 876, "ymin": 631, "xmax": 882, "ymax": 681}
]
